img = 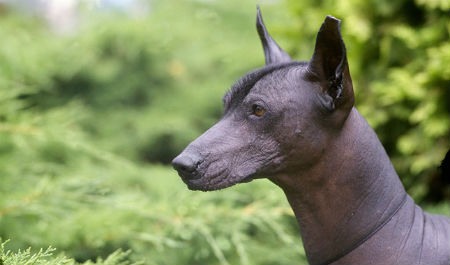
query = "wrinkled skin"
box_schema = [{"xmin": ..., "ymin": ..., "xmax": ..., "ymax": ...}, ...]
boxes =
[{"xmin": 175, "ymin": 64, "xmax": 330, "ymax": 191}]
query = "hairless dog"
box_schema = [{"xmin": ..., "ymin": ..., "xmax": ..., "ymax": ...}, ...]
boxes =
[{"xmin": 172, "ymin": 7, "xmax": 450, "ymax": 265}]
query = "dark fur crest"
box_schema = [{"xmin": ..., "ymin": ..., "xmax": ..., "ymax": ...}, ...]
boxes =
[{"xmin": 223, "ymin": 61, "xmax": 305, "ymax": 112}]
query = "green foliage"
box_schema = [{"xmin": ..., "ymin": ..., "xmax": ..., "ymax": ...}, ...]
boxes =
[
  {"xmin": 0, "ymin": 0, "xmax": 448, "ymax": 264},
  {"xmin": 0, "ymin": 240, "xmax": 141, "ymax": 265}
]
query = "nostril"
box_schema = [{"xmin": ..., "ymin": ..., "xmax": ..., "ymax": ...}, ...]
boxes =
[{"xmin": 172, "ymin": 155, "xmax": 200, "ymax": 179}]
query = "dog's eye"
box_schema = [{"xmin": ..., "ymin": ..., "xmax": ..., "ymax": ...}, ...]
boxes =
[{"xmin": 252, "ymin": 104, "xmax": 266, "ymax": 117}]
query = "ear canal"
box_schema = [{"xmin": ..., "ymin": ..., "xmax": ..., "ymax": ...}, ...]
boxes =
[
  {"xmin": 308, "ymin": 16, "xmax": 354, "ymax": 111},
  {"xmin": 256, "ymin": 6, "xmax": 291, "ymax": 65}
]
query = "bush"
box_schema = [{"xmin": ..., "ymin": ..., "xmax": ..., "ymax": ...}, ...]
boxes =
[{"xmin": 0, "ymin": 240, "xmax": 142, "ymax": 265}]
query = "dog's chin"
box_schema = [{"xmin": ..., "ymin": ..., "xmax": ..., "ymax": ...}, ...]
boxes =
[{"xmin": 182, "ymin": 174, "xmax": 255, "ymax": 191}]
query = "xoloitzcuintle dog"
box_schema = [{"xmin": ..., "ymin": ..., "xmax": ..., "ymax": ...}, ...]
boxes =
[{"xmin": 172, "ymin": 7, "xmax": 450, "ymax": 265}]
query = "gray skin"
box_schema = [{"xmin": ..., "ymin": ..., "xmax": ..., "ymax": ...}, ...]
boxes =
[{"xmin": 172, "ymin": 7, "xmax": 450, "ymax": 265}]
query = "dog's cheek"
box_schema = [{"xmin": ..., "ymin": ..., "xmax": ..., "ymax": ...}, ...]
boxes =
[{"xmin": 247, "ymin": 140, "xmax": 284, "ymax": 176}]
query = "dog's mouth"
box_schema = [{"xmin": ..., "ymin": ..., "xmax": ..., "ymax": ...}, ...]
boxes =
[
  {"xmin": 238, "ymin": 175, "xmax": 255, "ymax": 183},
  {"xmin": 172, "ymin": 149, "xmax": 267, "ymax": 191},
  {"xmin": 179, "ymin": 169, "xmax": 257, "ymax": 191}
]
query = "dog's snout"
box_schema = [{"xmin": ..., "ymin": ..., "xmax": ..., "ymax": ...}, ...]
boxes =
[{"xmin": 172, "ymin": 154, "xmax": 201, "ymax": 180}]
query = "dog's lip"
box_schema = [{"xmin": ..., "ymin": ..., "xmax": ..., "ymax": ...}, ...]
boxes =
[
  {"xmin": 176, "ymin": 170, "xmax": 202, "ymax": 181},
  {"xmin": 238, "ymin": 174, "xmax": 255, "ymax": 183},
  {"xmin": 181, "ymin": 172, "xmax": 257, "ymax": 191}
]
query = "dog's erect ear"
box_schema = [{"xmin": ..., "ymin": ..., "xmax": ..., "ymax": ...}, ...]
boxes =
[
  {"xmin": 256, "ymin": 6, "xmax": 291, "ymax": 65},
  {"xmin": 308, "ymin": 16, "xmax": 354, "ymax": 112}
]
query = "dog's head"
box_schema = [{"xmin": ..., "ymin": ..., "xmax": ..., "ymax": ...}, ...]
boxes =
[{"xmin": 172, "ymin": 7, "xmax": 354, "ymax": 191}]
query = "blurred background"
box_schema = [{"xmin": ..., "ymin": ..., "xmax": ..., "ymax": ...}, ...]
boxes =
[{"xmin": 0, "ymin": 0, "xmax": 448, "ymax": 264}]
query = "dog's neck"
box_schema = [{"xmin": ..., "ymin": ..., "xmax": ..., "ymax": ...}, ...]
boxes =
[{"xmin": 270, "ymin": 109, "xmax": 407, "ymax": 265}]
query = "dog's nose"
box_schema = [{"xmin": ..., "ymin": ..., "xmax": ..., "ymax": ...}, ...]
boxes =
[{"xmin": 172, "ymin": 154, "xmax": 201, "ymax": 180}]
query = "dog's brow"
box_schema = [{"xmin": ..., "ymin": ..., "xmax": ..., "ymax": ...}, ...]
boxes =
[{"xmin": 223, "ymin": 62, "xmax": 305, "ymax": 111}]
